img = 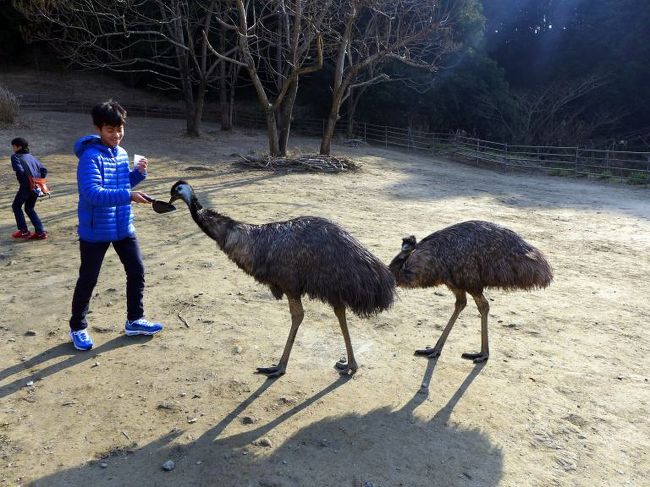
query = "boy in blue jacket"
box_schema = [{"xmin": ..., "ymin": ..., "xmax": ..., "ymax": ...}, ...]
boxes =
[
  {"xmin": 10, "ymin": 137, "xmax": 48, "ymax": 240},
  {"xmin": 69, "ymin": 100, "xmax": 163, "ymax": 351}
]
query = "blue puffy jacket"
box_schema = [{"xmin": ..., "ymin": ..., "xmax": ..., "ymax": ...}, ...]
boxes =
[{"xmin": 74, "ymin": 135, "xmax": 146, "ymax": 242}]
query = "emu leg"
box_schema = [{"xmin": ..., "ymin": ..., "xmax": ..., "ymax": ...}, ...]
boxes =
[
  {"xmin": 257, "ymin": 296, "xmax": 304, "ymax": 378},
  {"xmin": 416, "ymin": 288, "xmax": 467, "ymax": 358},
  {"xmin": 332, "ymin": 306, "xmax": 358, "ymax": 375},
  {"xmin": 461, "ymin": 293, "xmax": 490, "ymax": 363}
]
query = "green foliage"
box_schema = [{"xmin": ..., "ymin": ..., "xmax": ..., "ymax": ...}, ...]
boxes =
[
  {"xmin": 627, "ymin": 171, "xmax": 649, "ymax": 185},
  {"xmin": 356, "ymin": 49, "xmax": 509, "ymax": 137},
  {"xmin": 548, "ymin": 169, "xmax": 574, "ymax": 177},
  {"xmin": 483, "ymin": 0, "xmax": 650, "ymax": 146}
]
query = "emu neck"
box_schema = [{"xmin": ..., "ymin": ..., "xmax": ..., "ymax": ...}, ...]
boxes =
[
  {"xmin": 188, "ymin": 198, "xmax": 227, "ymax": 244},
  {"xmin": 176, "ymin": 190, "xmax": 256, "ymax": 276},
  {"xmin": 388, "ymin": 250, "xmax": 414, "ymax": 286}
]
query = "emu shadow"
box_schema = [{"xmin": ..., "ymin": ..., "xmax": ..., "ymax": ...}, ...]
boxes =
[{"xmin": 27, "ymin": 362, "xmax": 501, "ymax": 487}]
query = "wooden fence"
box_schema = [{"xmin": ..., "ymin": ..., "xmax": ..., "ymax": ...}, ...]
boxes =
[
  {"xmin": 234, "ymin": 112, "xmax": 650, "ymax": 186},
  {"xmin": 17, "ymin": 93, "xmax": 650, "ymax": 186}
]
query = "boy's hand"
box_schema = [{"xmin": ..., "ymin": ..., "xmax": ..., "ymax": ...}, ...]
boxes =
[
  {"xmin": 135, "ymin": 157, "xmax": 148, "ymax": 174},
  {"xmin": 131, "ymin": 191, "xmax": 152, "ymax": 204}
]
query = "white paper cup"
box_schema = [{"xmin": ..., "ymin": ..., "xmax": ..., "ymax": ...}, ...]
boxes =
[{"xmin": 133, "ymin": 154, "xmax": 145, "ymax": 168}]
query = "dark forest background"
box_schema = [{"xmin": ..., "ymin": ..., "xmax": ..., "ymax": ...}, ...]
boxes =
[{"xmin": 1, "ymin": 0, "xmax": 649, "ymax": 150}]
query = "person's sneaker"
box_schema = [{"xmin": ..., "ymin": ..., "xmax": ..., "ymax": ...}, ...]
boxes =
[
  {"xmin": 11, "ymin": 230, "xmax": 31, "ymax": 239},
  {"xmin": 125, "ymin": 318, "xmax": 164, "ymax": 336},
  {"xmin": 29, "ymin": 231, "xmax": 48, "ymax": 240},
  {"xmin": 70, "ymin": 329, "xmax": 94, "ymax": 351}
]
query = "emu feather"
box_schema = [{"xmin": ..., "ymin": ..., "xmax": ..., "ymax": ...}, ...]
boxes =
[
  {"xmin": 170, "ymin": 180, "xmax": 395, "ymax": 377},
  {"xmin": 389, "ymin": 220, "xmax": 552, "ymax": 363}
]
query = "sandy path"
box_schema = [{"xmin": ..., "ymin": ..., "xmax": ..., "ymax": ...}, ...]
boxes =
[{"xmin": 1, "ymin": 111, "xmax": 649, "ymax": 486}]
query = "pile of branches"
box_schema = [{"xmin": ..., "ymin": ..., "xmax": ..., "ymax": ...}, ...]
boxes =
[{"xmin": 235, "ymin": 154, "xmax": 359, "ymax": 173}]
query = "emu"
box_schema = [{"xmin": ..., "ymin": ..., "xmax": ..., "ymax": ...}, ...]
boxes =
[
  {"xmin": 389, "ymin": 220, "xmax": 552, "ymax": 363},
  {"xmin": 169, "ymin": 180, "xmax": 395, "ymax": 377}
]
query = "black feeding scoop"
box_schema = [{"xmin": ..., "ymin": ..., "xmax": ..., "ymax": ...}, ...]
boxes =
[{"xmin": 142, "ymin": 194, "xmax": 176, "ymax": 214}]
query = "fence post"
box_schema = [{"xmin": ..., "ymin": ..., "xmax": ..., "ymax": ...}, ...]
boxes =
[
  {"xmin": 385, "ymin": 126, "xmax": 388, "ymax": 148},
  {"xmin": 574, "ymin": 147, "xmax": 579, "ymax": 177},
  {"xmin": 476, "ymin": 139, "xmax": 480, "ymax": 166},
  {"xmin": 503, "ymin": 143, "xmax": 508, "ymax": 174}
]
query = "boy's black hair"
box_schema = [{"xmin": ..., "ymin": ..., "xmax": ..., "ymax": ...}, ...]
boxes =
[
  {"xmin": 91, "ymin": 100, "xmax": 127, "ymax": 128},
  {"xmin": 11, "ymin": 137, "xmax": 29, "ymax": 153}
]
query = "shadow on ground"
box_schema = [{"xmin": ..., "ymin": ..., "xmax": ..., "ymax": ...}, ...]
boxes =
[
  {"xmin": 28, "ymin": 360, "xmax": 502, "ymax": 487},
  {"xmin": 376, "ymin": 148, "xmax": 650, "ymax": 221}
]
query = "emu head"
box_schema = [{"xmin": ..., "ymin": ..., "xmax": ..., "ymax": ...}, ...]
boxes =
[
  {"xmin": 401, "ymin": 235, "xmax": 417, "ymax": 253},
  {"xmin": 169, "ymin": 180, "xmax": 193, "ymax": 206}
]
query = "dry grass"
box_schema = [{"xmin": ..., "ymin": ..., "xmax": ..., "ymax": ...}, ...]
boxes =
[{"xmin": 0, "ymin": 85, "xmax": 19, "ymax": 125}]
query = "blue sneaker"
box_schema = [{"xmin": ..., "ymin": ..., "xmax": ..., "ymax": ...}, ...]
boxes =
[
  {"xmin": 125, "ymin": 318, "xmax": 164, "ymax": 336},
  {"xmin": 70, "ymin": 329, "xmax": 94, "ymax": 351}
]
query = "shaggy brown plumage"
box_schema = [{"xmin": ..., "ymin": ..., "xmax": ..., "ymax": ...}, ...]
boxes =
[
  {"xmin": 389, "ymin": 220, "xmax": 552, "ymax": 363},
  {"xmin": 170, "ymin": 180, "xmax": 395, "ymax": 377}
]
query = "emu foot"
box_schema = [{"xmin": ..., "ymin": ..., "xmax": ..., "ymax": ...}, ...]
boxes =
[
  {"xmin": 461, "ymin": 352, "xmax": 489, "ymax": 364},
  {"xmin": 256, "ymin": 364, "xmax": 286, "ymax": 378},
  {"xmin": 414, "ymin": 346, "xmax": 441, "ymax": 358},
  {"xmin": 334, "ymin": 359, "xmax": 357, "ymax": 375}
]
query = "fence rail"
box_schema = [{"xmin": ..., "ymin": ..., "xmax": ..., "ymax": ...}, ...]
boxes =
[{"xmin": 17, "ymin": 93, "xmax": 650, "ymax": 186}]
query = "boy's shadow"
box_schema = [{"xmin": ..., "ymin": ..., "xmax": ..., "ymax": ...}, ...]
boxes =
[{"xmin": 0, "ymin": 336, "xmax": 153, "ymax": 399}]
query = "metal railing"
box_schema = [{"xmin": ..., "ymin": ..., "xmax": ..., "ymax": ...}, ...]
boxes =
[{"xmin": 17, "ymin": 92, "xmax": 650, "ymax": 186}]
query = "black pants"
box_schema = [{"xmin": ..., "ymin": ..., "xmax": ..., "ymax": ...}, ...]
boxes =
[
  {"xmin": 12, "ymin": 187, "xmax": 44, "ymax": 233},
  {"xmin": 69, "ymin": 236, "xmax": 145, "ymax": 331}
]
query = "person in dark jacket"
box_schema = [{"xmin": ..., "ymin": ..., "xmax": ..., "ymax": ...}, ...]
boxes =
[
  {"xmin": 68, "ymin": 100, "xmax": 164, "ymax": 351},
  {"xmin": 10, "ymin": 137, "xmax": 48, "ymax": 240}
]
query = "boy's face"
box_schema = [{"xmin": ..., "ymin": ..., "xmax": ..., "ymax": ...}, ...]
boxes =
[
  {"xmin": 96, "ymin": 124, "xmax": 124, "ymax": 148},
  {"xmin": 11, "ymin": 144, "xmax": 20, "ymax": 153}
]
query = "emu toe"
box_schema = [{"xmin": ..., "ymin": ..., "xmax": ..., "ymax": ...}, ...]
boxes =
[
  {"xmin": 334, "ymin": 359, "xmax": 357, "ymax": 375},
  {"xmin": 256, "ymin": 364, "xmax": 286, "ymax": 378},
  {"xmin": 414, "ymin": 346, "xmax": 442, "ymax": 358},
  {"xmin": 461, "ymin": 352, "xmax": 489, "ymax": 363},
  {"xmin": 334, "ymin": 359, "xmax": 348, "ymax": 370}
]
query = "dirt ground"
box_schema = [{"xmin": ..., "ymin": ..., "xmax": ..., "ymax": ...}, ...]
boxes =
[{"xmin": 1, "ymin": 110, "xmax": 649, "ymax": 487}]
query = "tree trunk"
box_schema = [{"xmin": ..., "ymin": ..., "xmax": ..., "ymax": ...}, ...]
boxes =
[
  {"xmin": 320, "ymin": 86, "xmax": 346, "ymax": 155},
  {"xmin": 192, "ymin": 78, "xmax": 207, "ymax": 136},
  {"xmin": 219, "ymin": 69, "xmax": 231, "ymax": 131},
  {"xmin": 219, "ymin": 25, "xmax": 233, "ymax": 131},
  {"xmin": 181, "ymin": 77, "xmax": 199, "ymax": 137},
  {"xmin": 277, "ymin": 79, "xmax": 299, "ymax": 156},
  {"xmin": 346, "ymin": 94, "xmax": 356, "ymax": 139},
  {"xmin": 265, "ymin": 110, "xmax": 281, "ymax": 156},
  {"xmin": 227, "ymin": 74, "xmax": 236, "ymax": 130}
]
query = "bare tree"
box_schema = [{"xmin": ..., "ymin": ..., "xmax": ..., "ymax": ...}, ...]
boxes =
[
  {"xmin": 319, "ymin": 0, "xmax": 463, "ymax": 155},
  {"xmin": 210, "ymin": 0, "xmax": 331, "ymax": 156},
  {"xmin": 477, "ymin": 75, "xmax": 620, "ymax": 145},
  {"xmin": 14, "ymin": 0, "xmax": 240, "ymax": 136}
]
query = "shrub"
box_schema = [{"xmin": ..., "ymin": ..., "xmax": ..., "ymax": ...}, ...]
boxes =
[
  {"xmin": 548, "ymin": 168, "xmax": 573, "ymax": 177},
  {"xmin": 627, "ymin": 171, "xmax": 649, "ymax": 185},
  {"xmin": 0, "ymin": 85, "xmax": 20, "ymax": 124}
]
